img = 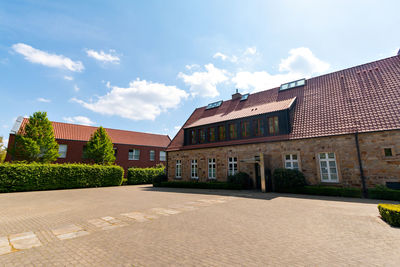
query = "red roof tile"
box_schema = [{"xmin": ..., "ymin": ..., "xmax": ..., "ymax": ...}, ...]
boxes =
[
  {"xmin": 19, "ymin": 119, "xmax": 171, "ymax": 148},
  {"xmin": 168, "ymin": 55, "xmax": 400, "ymax": 151}
]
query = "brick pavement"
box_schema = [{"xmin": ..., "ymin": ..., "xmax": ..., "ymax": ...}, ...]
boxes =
[{"xmin": 0, "ymin": 185, "xmax": 399, "ymax": 266}]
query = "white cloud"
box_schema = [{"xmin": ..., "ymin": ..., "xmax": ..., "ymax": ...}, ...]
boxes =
[
  {"xmin": 213, "ymin": 52, "xmax": 238, "ymax": 63},
  {"xmin": 279, "ymin": 47, "xmax": 330, "ymax": 75},
  {"xmin": 185, "ymin": 64, "xmax": 200, "ymax": 70},
  {"xmin": 64, "ymin": 75, "xmax": 73, "ymax": 81},
  {"xmin": 86, "ymin": 49, "xmax": 120, "ymax": 64},
  {"xmin": 233, "ymin": 47, "xmax": 329, "ymax": 92},
  {"xmin": 244, "ymin": 47, "xmax": 257, "ymax": 55},
  {"xmin": 178, "ymin": 64, "xmax": 229, "ymax": 98},
  {"xmin": 12, "ymin": 43, "xmax": 84, "ymax": 72},
  {"xmin": 74, "ymin": 85, "xmax": 80, "ymax": 92},
  {"xmin": 63, "ymin": 116, "xmax": 95, "ymax": 126},
  {"xmin": 72, "ymin": 79, "xmax": 188, "ymax": 121},
  {"xmin": 1, "ymin": 138, "xmax": 8, "ymax": 148},
  {"xmin": 37, "ymin": 97, "xmax": 51, "ymax": 103}
]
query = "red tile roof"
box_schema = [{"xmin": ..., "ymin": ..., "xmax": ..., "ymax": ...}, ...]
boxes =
[
  {"xmin": 19, "ymin": 119, "xmax": 171, "ymax": 148},
  {"xmin": 168, "ymin": 55, "xmax": 400, "ymax": 151}
]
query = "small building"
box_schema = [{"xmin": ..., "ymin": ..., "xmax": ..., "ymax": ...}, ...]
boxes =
[
  {"xmin": 166, "ymin": 55, "xmax": 400, "ymax": 191},
  {"xmin": 5, "ymin": 118, "xmax": 171, "ymax": 173}
]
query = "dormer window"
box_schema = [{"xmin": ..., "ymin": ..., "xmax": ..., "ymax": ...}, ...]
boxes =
[{"xmin": 190, "ymin": 129, "xmax": 197, "ymax": 144}]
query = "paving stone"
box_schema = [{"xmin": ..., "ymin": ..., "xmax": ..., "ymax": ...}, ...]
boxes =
[
  {"xmin": 51, "ymin": 224, "xmax": 89, "ymax": 240},
  {"xmin": 121, "ymin": 212, "xmax": 157, "ymax": 222},
  {"xmin": 0, "ymin": 236, "xmax": 12, "ymax": 256},
  {"xmin": 9, "ymin": 232, "xmax": 42, "ymax": 250},
  {"xmin": 149, "ymin": 208, "xmax": 181, "ymax": 216}
]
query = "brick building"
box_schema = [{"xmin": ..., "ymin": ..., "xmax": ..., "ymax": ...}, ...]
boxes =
[
  {"xmin": 166, "ymin": 55, "xmax": 400, "ymax": 191},
  {"xmin": 6, "ymin": 118, "xmax": 171, "ymax": 174}
]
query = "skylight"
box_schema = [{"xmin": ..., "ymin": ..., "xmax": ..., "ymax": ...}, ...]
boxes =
[
  {"xmin": 206, "ymin": 100, "xmax": 223, "ymax": 110},
  {"xmin": 240, "ymin": 93, "xmax": 249, "ymax": 101},
  {"xmin": 280, "ymin": 78, "xmax": 306, "ymax": 91}
]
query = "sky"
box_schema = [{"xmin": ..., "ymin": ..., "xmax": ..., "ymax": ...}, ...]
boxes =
[{"xmin": 1, "ymin": 0, "xmax": 399, "ymax": 148}]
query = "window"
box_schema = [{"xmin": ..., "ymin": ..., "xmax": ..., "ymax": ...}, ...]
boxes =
[
  {"xmin": 82, "ymin": 145, "xmax": 88, "ymax": 159},
  {"xmin": 218, "ymin": 125, "xmax": 226, "ymax": 141},
  {"xmin": 150, "ymin": 150, "xmax": 155, "ymax": 161},
  {"xmin": 280, "ymin": 79, "xmax": 306, "ymax": 91},
  {"xmin": 206, "ymin": 100, "xmax": 223, "ymax": 110},
  {"xmin": 319, "ymin": 153, "xmax": 338, "ymax": 182},
  {"xmin": 191, "ymin": 159, "xmax": 198, "ymax": 179},
  {"xmin": 241, "ymin": 121, "xmax": 250, "ymax": 138},
  {"xmin": 285, "ymin": 154, "xmax": 299, "ymax": 170},
  {"xmin": 160, "ymin": 151, "xmax": 166, "ymax": 161},
  {"xmin": 129, "ymin": 149, "xmax": 140, "ymax": 160},
  {"xmin": 208, "ymin": 158, "xmax": 216, "ymax": 179},
  {"xmin": 229, "ymin": 123, "xmax": 238, "ymax": 139},
  {"xmin": 384, "ymin": 148, "xmax": 393, "ymax": 157},
  {"xmin": 208, "ymin": 127, "xmax": 216, "ymax": 142},
  {"xmin": 58, "ymin": 144, "xmax": 67, "ymax": 158},
  {"xmin": 240, "ymin": 93, "xmax": 249, "ymax": 101},
  {"xmin": 176, "ymin": 160, "xmax": 182, "ymax": 178},
  {"xmin": 113, "ymin": 147, "xmax": 117, "ymax": 157},
  {"xmin": 190, "ymin": 129, "xmax": 196, "ymax": 144},
  {"xmin": 268, "ymin": 116, "xmax": 279, "ymax": 135},
  {"xmin": 228, "ymin": 157, "xmax": 238, "ymax": 176},
  {"xmin": 199, "ymin": 129, "xmax": 206, "ymax": 143},
  {"xmin": 254, "ymin": 118, "xmax": 265, "ymax": 137}
]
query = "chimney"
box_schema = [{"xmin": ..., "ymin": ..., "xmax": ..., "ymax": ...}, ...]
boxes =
[
  {"xmin": 232, "ymin": 88, "xmax": 242, "ymax": 100},
  {"xmin": 398, "ymin": 49, "xmax": 400, "ymax": 56}
]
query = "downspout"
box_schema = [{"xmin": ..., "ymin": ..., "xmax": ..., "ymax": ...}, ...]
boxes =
[{"xmin": 354, "ymin": 131, "xmax": 368, "ymax": 198}]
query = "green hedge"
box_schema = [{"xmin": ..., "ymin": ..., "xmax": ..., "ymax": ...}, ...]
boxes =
[
  {"xmin": 0, "ymin": 163, "xmax": 124, "ymax": 193},
  {"xmin": 154, "ymin": 181, "xmax": 243, "ymax": 190},
  {"xmin": 378, "ymin": 204, "xmax": 400, "ymax": 227},
  {"xmin": 368, "ymin": 187, "xmax": 400, "ymax": 201},
  {"xmin": 279, "ymin": 185, "xmax": 363, "ymax": 198},
  {"xmin": 127, "ymin": 167, "xmax": 164, "ymax": 185},
  {"xmin": 273, "ymin": 168, "xmax": 307, "ymax": 191}
]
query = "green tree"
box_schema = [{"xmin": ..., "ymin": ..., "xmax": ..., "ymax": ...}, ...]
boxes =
[
  {"xmin": 11, "ymin": 112, "xmax": 59, "ymax": 163},
  {"xmin": 85, "ymin": 126, "xmax": 115, "ymax": 165},
  {"xmin": 0, "ymin": 136, "xmax": 6, "ymax": 163}
]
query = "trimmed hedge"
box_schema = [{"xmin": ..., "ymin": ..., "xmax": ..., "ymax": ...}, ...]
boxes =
[
  {"xmin": 273, "ymin": 168, "xmax": 307, "ymax": 191},
  {"xmin": 154, "ymin": 181, "xmax": 243, "ymax": 190},
  {"xmin": 228, "ymin": 172, "xmax": 253, "ymax": 189},
  {"xmin": 127, "ymin": 167, "xmax": 164, "ymax": 185},
  {"xmin": 279, "ymin": 185, "xmax": 363, "ymax": 198},
  {"xmin": 0, "ymin": 163, "xmax": 124, "ymax": 193},
  {"xmin": 378, "ymin": 204, "xmax": 400, "ymax": 227},
  {"xmin": 368, "ymin": 186, "xmax": 400, "ymax": 201}
]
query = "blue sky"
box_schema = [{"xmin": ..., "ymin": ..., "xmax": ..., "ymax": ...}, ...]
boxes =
[{"xmin": 1, "ymin": 0, "xmax": 399, "ymax": 147}]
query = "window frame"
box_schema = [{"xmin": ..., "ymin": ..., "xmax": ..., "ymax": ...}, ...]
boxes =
[
  {"xmin": 175, "ymin": 160, "xmax": 182, "ymax": 179},
  {"xmin": 228, "ymin": 157, "xmax": 238, "ymax": 176},
  {"xmin": 268, "ymin": 116, "xmax": 279, "ymax": 135},
  {"xmin": 284, "ymin": 153, "xmax": 300, "ymax": 171},
  {"xmin": 218, "ymin": 125, "xmax": 226, "ymax": 141},
  {"xmin": 191, "ymin": 159, "xmax": 198, "ymax": 179},
  {"xmin": 208, "ymin": 158, "xmax": 216, "ymax": 179},
  {"xmin": 208, "ymin": 127, "xmax": 216, "ymax": 142},
  {"xmin": 149, "ymin": 150, "xmax": 155, "ymax": 161},
  {"xmin": 254, "ymin": 118, "xmax": 265, "ymax": 137},
  {"xmin": 129, "ymin": 149, "xmax": 140, "ymax": 160},
  {"xmin": 58, "ymin": 144, "xmax": 67, "ymax": 159},
  {"xmin": 318, "ymin": 152, "xmax": 339, "ymax": 183},
  {"xmin": 229, "ymin": 123, "xmax": 238, "ymax": 140},
  {"xmin": 241, "ymin": 120, "xmax": 250, "ymax": 138},
  {"xmin": 159, "ymin": 151, "xmax": 166, "ymax": 161}
]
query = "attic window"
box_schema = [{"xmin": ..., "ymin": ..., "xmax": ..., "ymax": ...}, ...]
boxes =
[
  {"xmin": 280, "ymin": 79, "xmax": 306, "ymax": 91},
  {"xmin": 240, "ymin": 93, "xmax": 249, "ymax": 101},
  {"xmin": 206, "ymin": 100, "xmax": 223, "ymax": 110}
]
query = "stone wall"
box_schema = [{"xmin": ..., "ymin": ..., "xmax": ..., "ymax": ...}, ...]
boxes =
[{"xmin": 167, "ymin": 130, "xmax": 400, "ymax": 188}]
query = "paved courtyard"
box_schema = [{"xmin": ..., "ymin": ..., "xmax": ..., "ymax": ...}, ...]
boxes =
[{"xmin": 0, "ymin": 185, "xmax": 399, "ymax": 266}]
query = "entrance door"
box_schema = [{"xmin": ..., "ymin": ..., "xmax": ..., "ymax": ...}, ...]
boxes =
[
  {"xmin": 254, "ymin": 163, "xmax": 261, "ymax": 190},
  {"xmin": 254, "ymin": 163, "xmax": 272, "ymax": 192}
]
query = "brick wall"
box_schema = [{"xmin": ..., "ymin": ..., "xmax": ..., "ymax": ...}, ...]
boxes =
[{"xmin": 167, "ymin": 130, "xmax": 400, "ymax": 188}]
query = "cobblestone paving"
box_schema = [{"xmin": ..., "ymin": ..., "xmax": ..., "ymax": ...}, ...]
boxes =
[{"xmin": 0, "ymin": 185, "xmax": 399, "ymax": 266}]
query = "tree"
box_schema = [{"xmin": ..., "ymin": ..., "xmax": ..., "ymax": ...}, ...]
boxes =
[
  {"xmin": 0, "ymin": 136, "xmax": 6, "ymax": 163},
  {"xmin": 11, "ymin": 112, "xmax": 59, "ymax": 163},
  {"xmin": 85, "ymin": 126, "xmax": 115, "ymax": 165}
]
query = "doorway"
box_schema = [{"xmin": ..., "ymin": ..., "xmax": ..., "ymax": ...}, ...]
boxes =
[{"xmin": 254, "ymin": 163, "xmax": 272, "ymax": 192}]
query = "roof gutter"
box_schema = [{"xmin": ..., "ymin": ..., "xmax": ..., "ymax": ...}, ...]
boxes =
[{"xmin": 354, "ymin": 131, "xmax": 368, "ymax": 198}]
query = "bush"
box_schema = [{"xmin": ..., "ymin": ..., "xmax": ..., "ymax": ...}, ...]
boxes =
[
  {"xmin": 281, "ymin": 185, "xmax": 362, "ymax": 198},
  {"xmin": 152, "ymin": 173, "xmax": 168, "ymax": 186},
  {"xmin": 127, "ymin": 167, "xmax": 164, "ymax": 185},
  {"xmin": 154, "ymin": 181, "xmax": 243, "ymax": 190},
  {"xmin": 273, "ymin": 168, "xmax": 306, "ymax": 191},
  {"xmin": 368, "ymin": 186, "xmax": 400, "ymax": 201},
  {"xmin": 228, "ymin": 172, "xmax": 253, "ymax": 189},
  {"xmin": 0, "ymin": 163, "xmax": 123, "ymax": 193},
  {"xmin": 378, "ymin": 204, "xmax": 400, "ymax": 227}
]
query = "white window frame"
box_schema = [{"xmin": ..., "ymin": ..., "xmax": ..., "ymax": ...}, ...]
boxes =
[
  {"xmin": 175, "ymin": 160, "xmax": 182, "ymax": 179},
  {"xmin": 160, "ymin": 151, "xmax": 166, "ymax": 161},
  {"xmin": 318, "ymin": 152, "xmax": 339, "ymax": 182},
  {"xmin": 191, "ymin": 159, "xmax": 198, "ymax": 179},
  {"xmin": 150, "ymin": 150, "xmax": 155, "ymax": 161},
  {"xmin": 129, "ymin": 149, "xmax": 140, "ymax": 160},
  {"xmin": 208, "ymin": 158, "xmax": 216, "ymax": 179},
  {"xmin": 284, "ymin": 154, "xmax": 299, "ymax": 170},
  {"xmin": 228, "ymin": 157, "xmax": 238, "ymax": 176},
  {"xmin": 58, "ymin": 144, "xmax": 67, "ymax": 159}
]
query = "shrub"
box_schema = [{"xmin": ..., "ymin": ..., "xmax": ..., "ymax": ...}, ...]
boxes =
[
  {"xmin": 281, "ymin": 185, "xmax": 362, "ymax": 198},
  {"xmin": 152, "ymin": 173, "xmax": 167, "ymax": 186},
  {"xmin": 127, "ymin": 167, "xmax": 164, "ymax": 185},
  {"xmin": 228, "ymin": 172, "xmax": 253, "ymax": 189},
  {"xmin": 368, "ymin": 186, "xmax": 400, "ymax": 201},
  {"xmin": 273, "ymin": 168, "xmax": 306, "ymax": 191},
  {"xmin": 154, "ymin": 181, "xmax": 243, "ymax": 190},
  {"xmin": 378, "ymin": 204, "xmax": 400, "ymax": 227},
  {"xmin": 0, "ymin": 163, "xmax": 123, "ymax": 193}
]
